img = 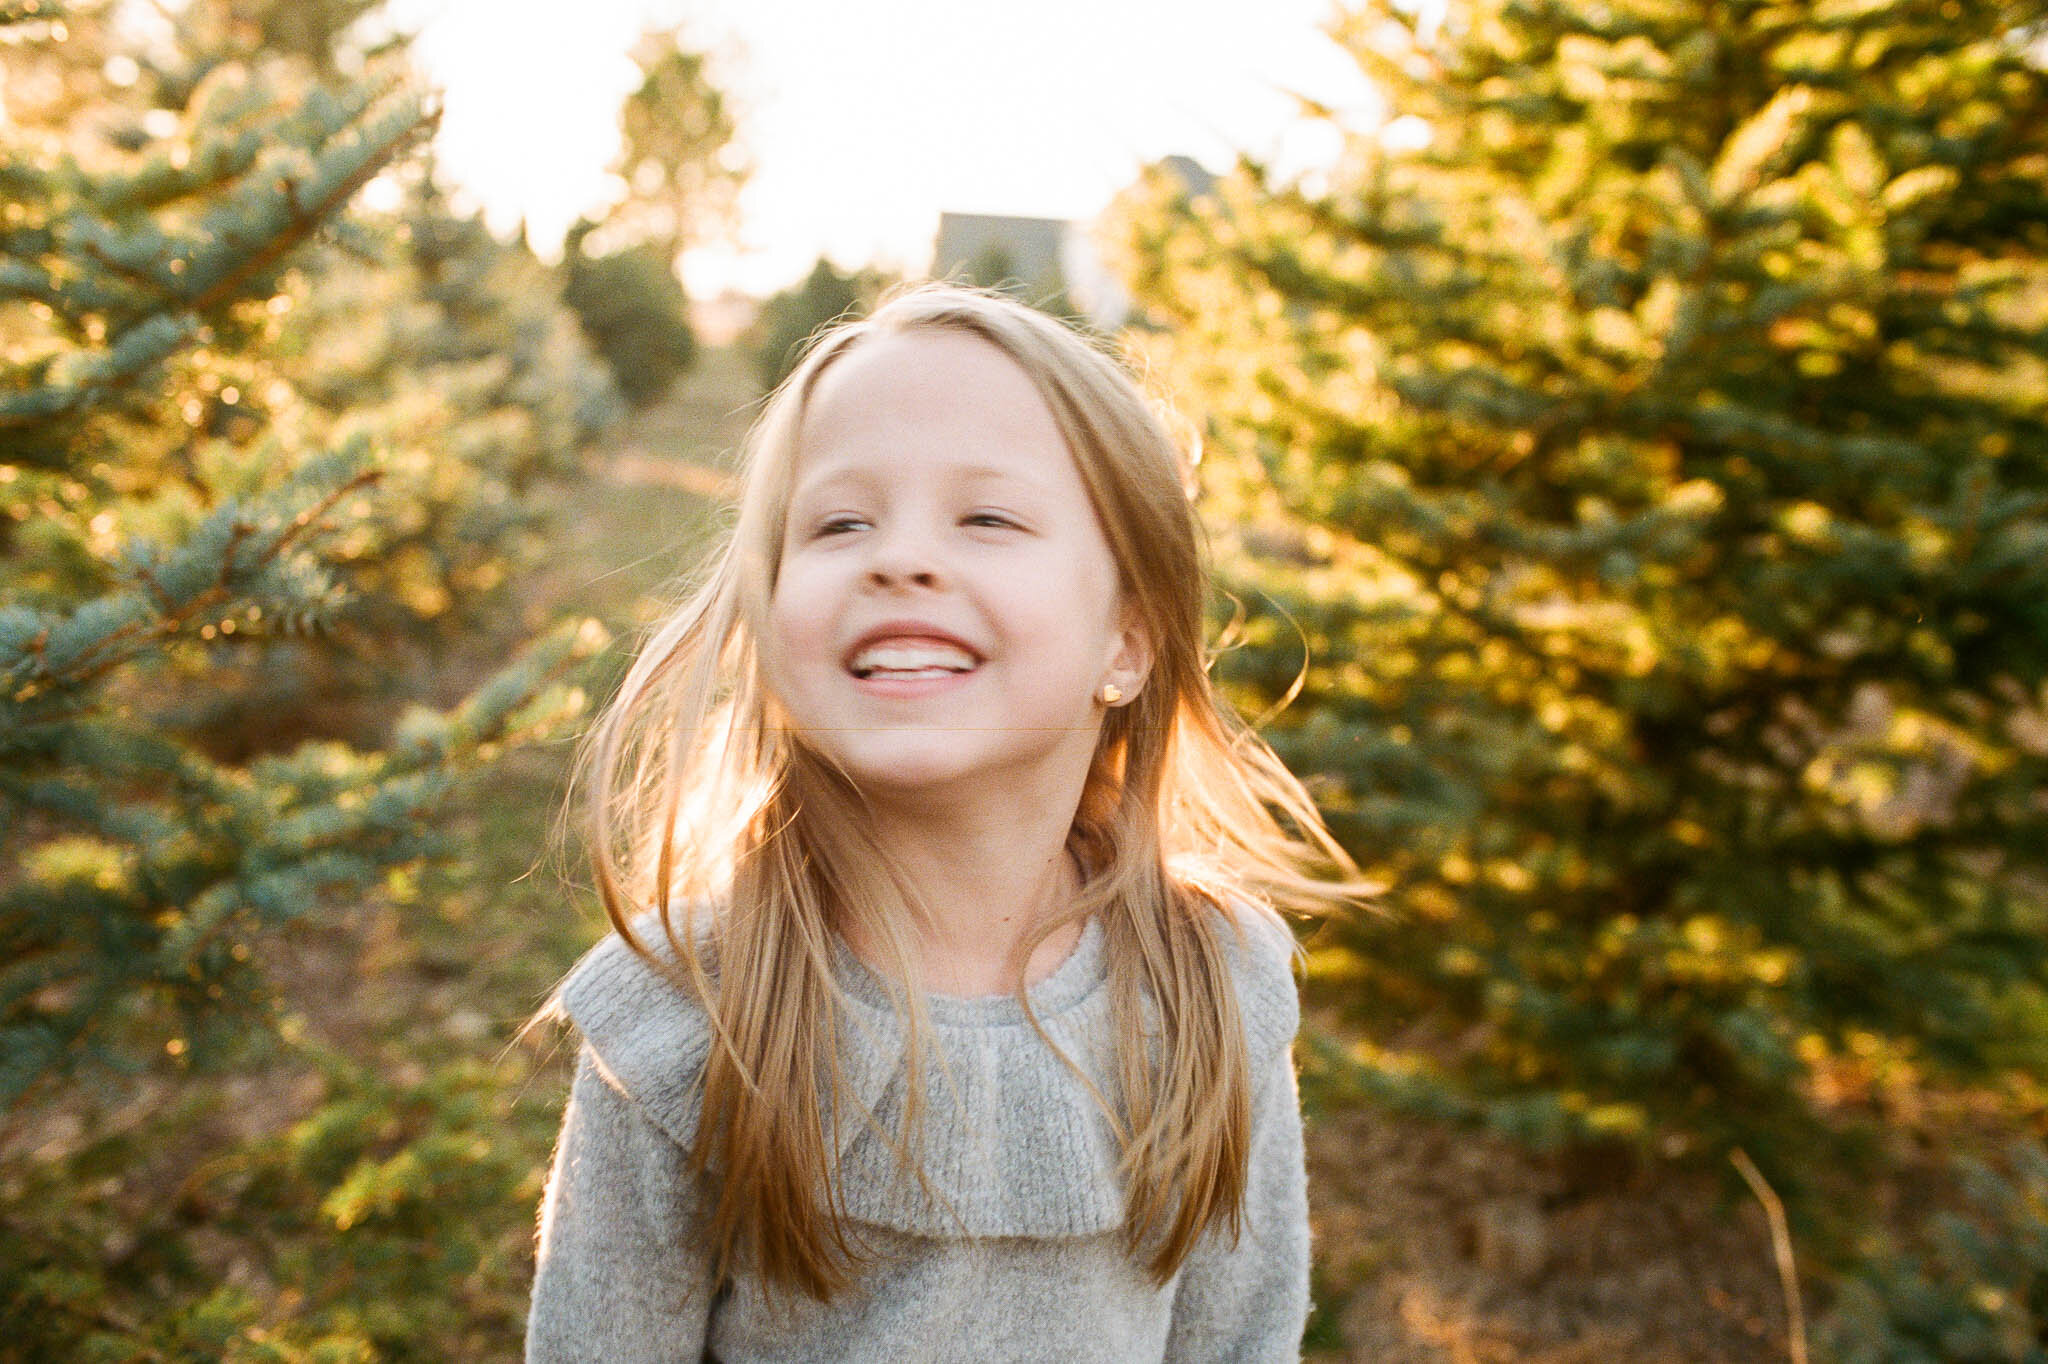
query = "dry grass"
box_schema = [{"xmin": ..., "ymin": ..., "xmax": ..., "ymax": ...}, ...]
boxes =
[{"xmin": 1302, "ymin": 1101, "xmax": 1795, "ymax": 1362}]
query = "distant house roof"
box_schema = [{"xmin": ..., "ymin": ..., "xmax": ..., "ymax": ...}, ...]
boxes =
[
  {"xmin": 929, "ymin": 157, "xmax": 1221, "ymax": 331},
  {"xmin": 931, "ymin": 212, "xmax": 1069, "ymax": 299},
  {"xmin": 1157, "ymin": 154, "xmax": 1218, "ymax": 199}
]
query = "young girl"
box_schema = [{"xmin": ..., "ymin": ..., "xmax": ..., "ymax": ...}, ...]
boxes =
[{"xmin": 527, "ymin": 283, "xmax": 1370, "ymax": 1362}]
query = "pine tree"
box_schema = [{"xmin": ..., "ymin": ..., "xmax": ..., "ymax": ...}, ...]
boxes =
[
  {"xmin": 0, "ymin": 5, "xmax": 595, "ymax": 1134},
  {"xmin": 1104, "ymin": 0, "xmax": 2048, "ymax": 1262},
  {"xmin": 557, "ymin": 28, "xmax": 746, "ymax": 408},
  {"xmin": 223, "ymin": 170, "xmax": 621, "ymax": 742},
  {"xmin": 614, "ymin": 28, "xmax": 745, "ymax": 271},
  {"xmin": 749, "ymin": 255, "xmax": 896, "ymax": 392},
  {"xmin": 2, "ymin": 5, "xmax": 615, "ymax": 1354},
  {"xmin": 561, "ymin": 215, "xmax": 699, "ymax": 407}
]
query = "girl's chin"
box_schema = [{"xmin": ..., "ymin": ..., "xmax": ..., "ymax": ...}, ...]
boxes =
[
  {"xmin": 851, "ymin": 745, "xmax": 1102, "ymax": 809},
  {"xmin": 838, "ymin": 750, "xmax": 989, "ymax": 797}
]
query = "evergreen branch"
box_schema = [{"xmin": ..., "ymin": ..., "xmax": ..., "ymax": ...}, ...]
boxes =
[
  {"xmin": 75, "ymin": 233, "xmax": 186, "ymax": 301},
  {"xmin": 1680, "ymin": 395, "xmax": 1929, "ymax": 475},
  {"xmin": 0, "ymin": 258, "xmax": 63, "ymax": 309},
  {"xmin": 0, "ymin": 313, "xmax": 197, "ymax": 442},
  {"xmin": 1, "ymin": 451, "xmax": 381, "ymax": 715},
  {"xmin": 1, "ymin": 616, "xmax": 598, "ymax": 1105},
  {"xmin": 90, "ymin": 128, "xmax": 268, "ymax": 217},
  {"xmin": 386, "ymin": 614, "xmax": 605, "ymax": 771},
  {"xmin": 185, "ymin": 98, "xmax": 439, "ymax": 317}
]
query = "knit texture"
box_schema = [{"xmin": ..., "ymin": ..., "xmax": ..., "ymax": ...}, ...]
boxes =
[{"xmin": 526, "ymin": 907, "xmax": 1311, "ymax": 1363}]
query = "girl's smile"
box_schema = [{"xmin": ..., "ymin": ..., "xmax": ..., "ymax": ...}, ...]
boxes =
[
  {"xmin": 843, "ymin": 623, "xmax": 983, "ymax": 683},
  {"xmin": 846, "ymin": 631, "xmax": 981, "ymax": 699},
  {"xmin": 762, "ymin": 328, "xmax": 1149, "ymax": 804},
  {"xmin": 838, "ymin": 618, "xmax": 987, "ymax": 702}
]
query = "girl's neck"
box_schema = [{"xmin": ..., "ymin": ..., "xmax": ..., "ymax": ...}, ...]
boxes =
[{"xmin": 853, "ymin": 799, "xmax": 1087, "ymax": 998}]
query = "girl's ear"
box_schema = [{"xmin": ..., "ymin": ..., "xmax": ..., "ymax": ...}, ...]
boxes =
[{"xmin": 1102, "ymin": 602, "xmax": 1155, "ymax": 703}]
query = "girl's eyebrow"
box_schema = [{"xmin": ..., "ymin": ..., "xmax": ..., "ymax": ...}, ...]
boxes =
[
  {"xmin": 792, "ymin": 463, "xmax": 1044, "ymax": 500},
  {"xmin": 953, "ymin": 464, "xmax": 1040, "ymax": 488},
  {"xmin": 786, "ymin": 467, "xmax": 876, "ymax": 504}
]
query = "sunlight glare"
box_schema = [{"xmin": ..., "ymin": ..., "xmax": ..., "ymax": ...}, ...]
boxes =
[{"xmin": 397, "ymin": 0, "xmax": 1382, "ymax": 295}]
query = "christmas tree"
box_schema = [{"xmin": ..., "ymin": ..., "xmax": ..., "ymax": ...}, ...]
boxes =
[
  {"xmin": 2, "ymin": 2, "xmax": 611, "ymax": 1352},
  {"xmin": 1106, "ymin": 0, "xmax": 2048, "ymax": 1344},
  {"xmin": 559, "ymin": 27, "xmax": 746, "ymax": 407},
  {"xmin": 1, "ymin": 0, "xmax": 605, "ymax": 1100},
  {"xmin": 749, "ymin": 255, "xmax": 897, "ymax": 392}
]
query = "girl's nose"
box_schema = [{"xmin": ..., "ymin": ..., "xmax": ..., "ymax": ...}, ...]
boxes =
[
  {"xmin": 864, "ymin": 533, "xmax": 942, "ymax": 589},
  {"xmin": 866, "ymin": 559, "xmax": 940, "ymax": 589}
]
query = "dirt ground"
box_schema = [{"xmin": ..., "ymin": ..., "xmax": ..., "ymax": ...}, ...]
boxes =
[{"xmin": 1302, "ymin": 1100, "xmax": 1793, "ymax": 1362}]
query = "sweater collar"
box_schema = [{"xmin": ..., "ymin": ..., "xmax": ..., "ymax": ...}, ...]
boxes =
[
  {"xmin": 823, "ymin": 915, "xmax": 1127, "ymax": 1237},
  {"xmin": 558, "ymin": 911, "xmax": 1130, "ymax": 1239}
]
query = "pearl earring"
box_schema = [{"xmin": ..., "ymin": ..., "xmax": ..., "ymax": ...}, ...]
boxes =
[{"xmin": 1098, "ymin": 683, "xmax": 1123, "ymax": 706}]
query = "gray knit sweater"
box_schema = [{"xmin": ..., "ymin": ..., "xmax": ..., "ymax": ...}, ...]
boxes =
[{"xmin": 525, "ymin": 909, "xmax": 1310, "ymax": 1363}]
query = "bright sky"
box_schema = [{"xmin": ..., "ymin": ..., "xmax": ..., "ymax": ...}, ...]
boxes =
[{"xmin": 386, "ymin": 0, "xmax": 1384, "ymax": 297}]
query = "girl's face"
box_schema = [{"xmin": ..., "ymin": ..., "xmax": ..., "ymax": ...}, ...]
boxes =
[{"xmin": 763, "ymin": 328, "xmax": 1149, "ymax": 809}]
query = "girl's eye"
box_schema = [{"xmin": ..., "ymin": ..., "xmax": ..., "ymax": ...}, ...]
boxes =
[
  {"xmin": 962, "ymin": 511, "xmax": 1022, "ymax": 530},
  {"xmin": 814, "ymin": 515, "xmax": 869, "ymax": 537}
]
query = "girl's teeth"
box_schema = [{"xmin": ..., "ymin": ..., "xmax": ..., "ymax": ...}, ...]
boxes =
[{"xmin": 849, "ymin": 641, "xmax": 978, "ymax": 675}]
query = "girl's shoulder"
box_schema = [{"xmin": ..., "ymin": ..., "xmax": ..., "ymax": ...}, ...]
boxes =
[
  {"xmin": 550, "ymin": 910, "xmax": 717, "ymax": 1150},
  {"xmin": 547, "ymin": 899, "xmax": 1302, "ymax": 1151},
  {"xmin": 1204, "ymin": 896, "xmax": 1305, "ymax": 1063}
]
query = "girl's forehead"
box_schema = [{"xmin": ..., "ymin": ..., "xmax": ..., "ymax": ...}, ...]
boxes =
[
  {"xmin": 791, "ymin": 329, "xmax": 1072, "ymax": 484},
  {"xmin": 805, "ymin": 331, "xmax": 1043, "ymax": 427}
]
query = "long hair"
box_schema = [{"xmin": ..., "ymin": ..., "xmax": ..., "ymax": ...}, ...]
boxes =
[{"xmin": 564, "ymin": 282, "xmax": 1373, "ymax": 1299}]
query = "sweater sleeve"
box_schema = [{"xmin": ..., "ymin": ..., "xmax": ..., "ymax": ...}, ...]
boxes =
[
  {"xmin": 1161, "ymin": 1059, "xmax": 1311, "ymax": 1363},
  {"xmin": 526, "ymin": 1046, "xmax": 718, "ymax": 1363},
  {"xmin": 1162, "ymin": 910, "xmax": 1312, "ymax": 1363}
]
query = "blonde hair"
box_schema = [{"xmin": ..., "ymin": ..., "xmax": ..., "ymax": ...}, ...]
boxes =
[{"xmin": 567, "ymin": 281, "xmax": 1370, "ymax": 1299}]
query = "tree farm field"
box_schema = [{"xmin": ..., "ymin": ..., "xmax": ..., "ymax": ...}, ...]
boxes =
[
  {"xmin": 13, "ymin": 1, "xmax": 2047, "ymax": 1356},
  {"xmin": 39, "ymin": 340, "xmax": 1782, "ymax": 1361},
  {"xmin": 2, "ymin": 338, "xmax": 1995, "ymax": 1361}
]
